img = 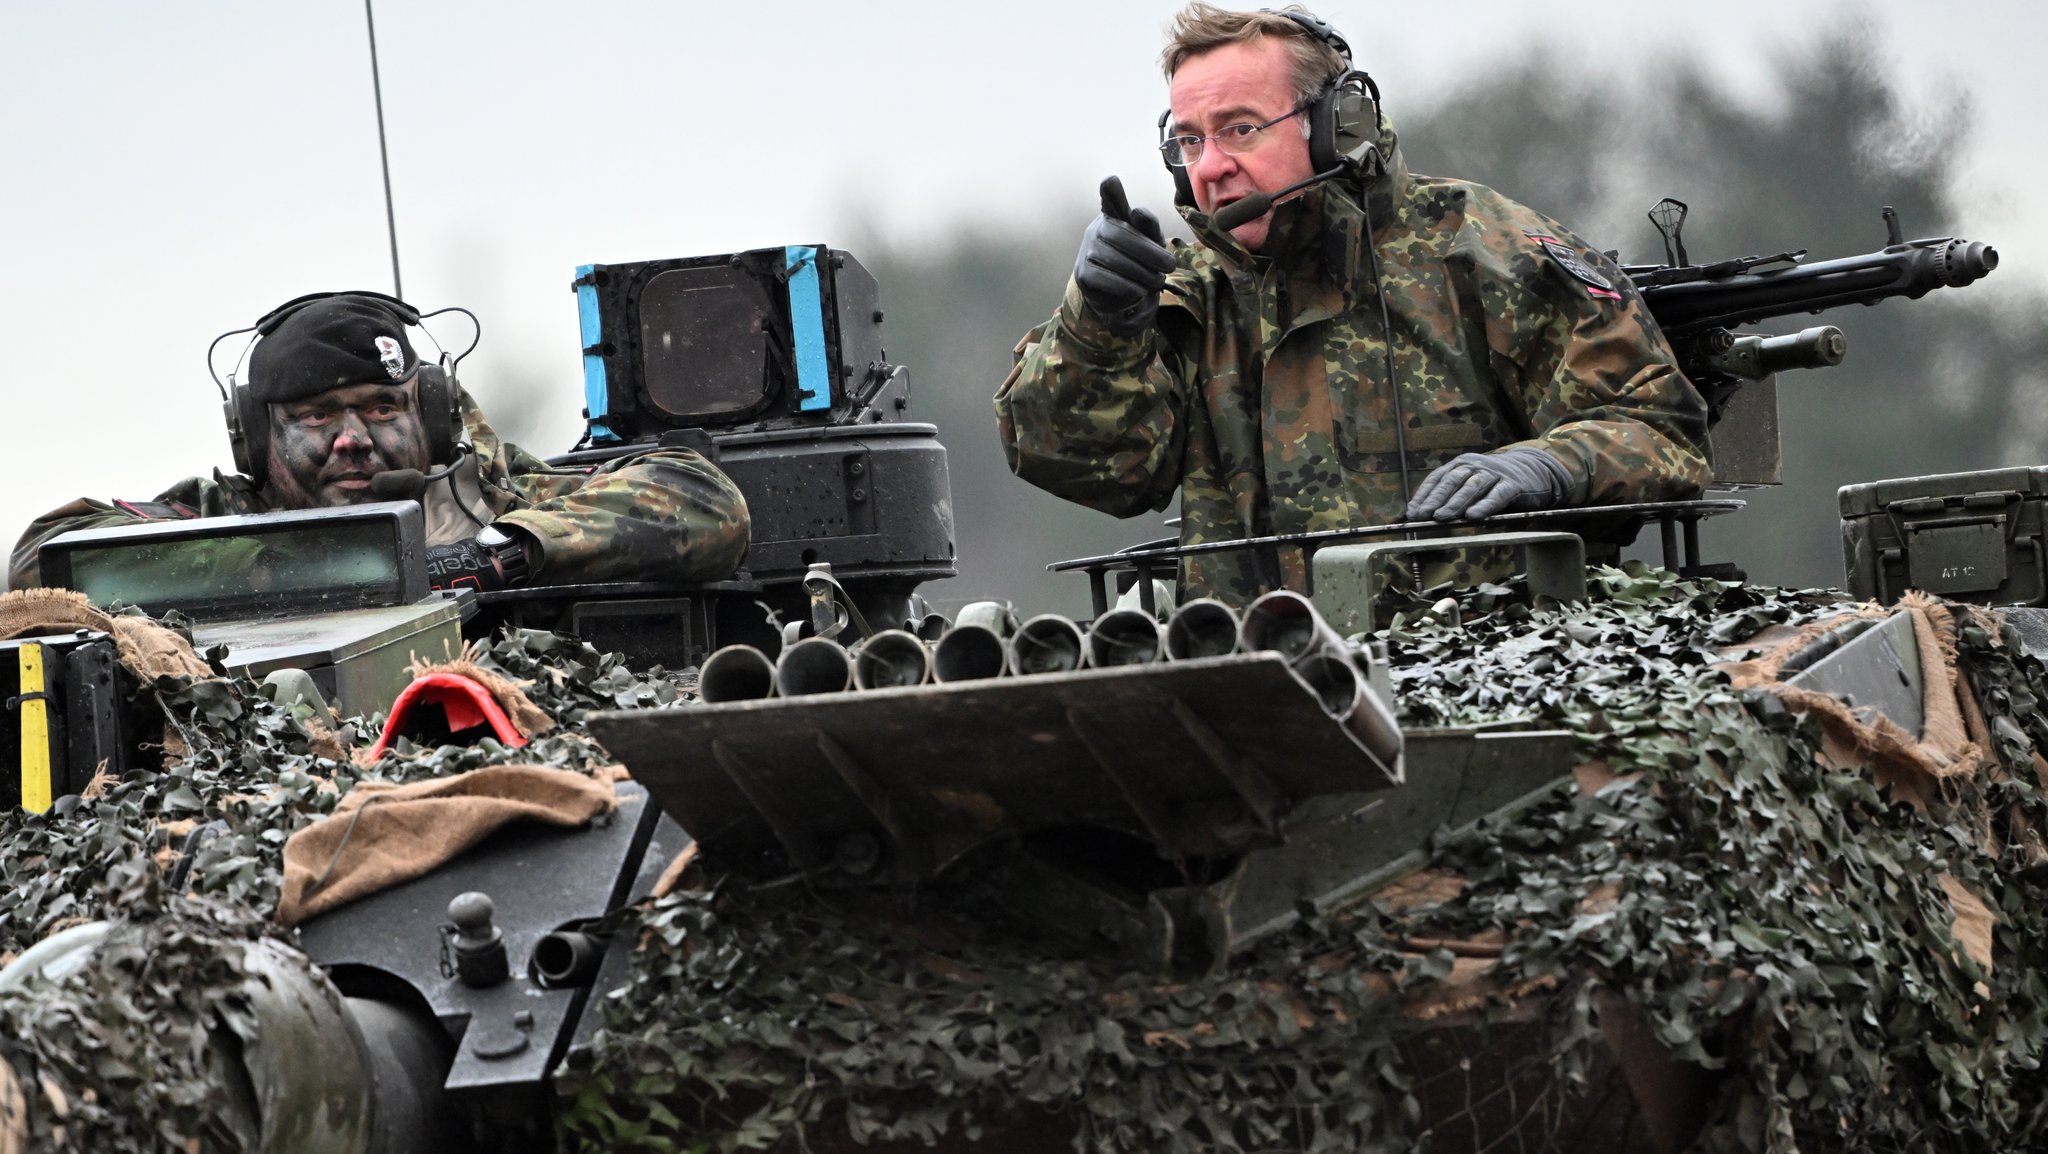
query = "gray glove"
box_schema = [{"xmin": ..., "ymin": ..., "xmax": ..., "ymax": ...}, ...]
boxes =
[
  {"xmin": 1075, "ymin": 176, "xmax": 1175, "ymax": 337},
  {"xmin": 1406, "ymin": 448, "xmax": 1575, "ymax": 522}
]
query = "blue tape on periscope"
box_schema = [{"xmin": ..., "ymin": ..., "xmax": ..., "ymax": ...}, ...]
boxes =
[
  {"xmin": 575, "ymin": 264, "xmax": 614, "ymax": 440},
  {"xmin": 785, "ymin": 246, "xmax": 831, "ymax": 412}
]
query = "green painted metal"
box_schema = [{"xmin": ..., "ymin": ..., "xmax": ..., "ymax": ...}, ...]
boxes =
[
  {"xmin": 1840, "ymin": 466, "xmax": 2048, "ymax": 605},
  {"xmin": 1310, "ymin": 531, "xmax": 1589, "ymax": 634},
  {"xmin": 196, "ymin": 600, "xmax": 461, "ymax": 720}
]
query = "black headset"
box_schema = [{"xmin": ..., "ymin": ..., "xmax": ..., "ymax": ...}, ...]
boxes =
[
  {"xmin": 208, "ymin": 291, "xmax": 472, "ymax": 486},
  {"xmin": 1158, "ymin": 9, "xmax": 1384, "ymax": 209}
]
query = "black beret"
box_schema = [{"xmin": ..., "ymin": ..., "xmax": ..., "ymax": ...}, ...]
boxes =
[{"xmin": 248, "ymin": 296, "xmax": 419, "ymax": 404}]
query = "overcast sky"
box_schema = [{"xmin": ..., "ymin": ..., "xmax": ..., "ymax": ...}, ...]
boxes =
[{"xmin": 2, "ymin": 1, "xmax": 2041, "ymax": 555}]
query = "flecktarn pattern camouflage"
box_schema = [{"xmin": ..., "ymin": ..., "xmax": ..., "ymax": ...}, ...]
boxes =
[{"xmin": 998, "ymin": 112, "xmax": 1709, "ymax": 604}]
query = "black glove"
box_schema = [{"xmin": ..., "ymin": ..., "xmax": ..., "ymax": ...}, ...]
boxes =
[
  {"xmin": 1074, "ymin": 176, "xmax": 1175, "ymax": 337},
  {"xmin": 425, "ymin": 525, "xmax": 533, "ymax": 592},
  {"xmin": 1405, "ymin": 448, "xmax": 1575, "ymax": 522}
]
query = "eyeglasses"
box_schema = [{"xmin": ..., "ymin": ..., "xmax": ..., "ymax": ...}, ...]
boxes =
[{"xmin": 1159, "ymin": 104, "xmax": 1309, "ymax": 167}]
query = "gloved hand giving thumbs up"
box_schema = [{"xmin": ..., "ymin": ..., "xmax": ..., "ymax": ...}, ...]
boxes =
[{"xmin": 1073, "ymin": 176, "xmax": 1176, "ymax": 338}]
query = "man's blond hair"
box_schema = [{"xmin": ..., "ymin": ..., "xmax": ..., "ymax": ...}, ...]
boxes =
[{"xmin": 1160, "ymin": 4, "xmax": 1348, "ymax": 107}]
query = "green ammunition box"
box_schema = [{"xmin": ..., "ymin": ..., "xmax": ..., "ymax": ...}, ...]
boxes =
[
  {"xmin": 1839, "ymin": 467, "xmax": 2048, "ymax": 605},
  {"xmin": 193, "ymin": 600, "xmax": 462, "ymax": 720}
]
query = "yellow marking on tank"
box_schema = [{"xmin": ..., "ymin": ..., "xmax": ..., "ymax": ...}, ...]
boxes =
[{"xmin": 17, "ymin": 645, "xmax": 51, "ymax": 813}]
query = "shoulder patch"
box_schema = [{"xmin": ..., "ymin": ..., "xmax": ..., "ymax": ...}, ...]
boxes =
[{"xmin": 1526, "ymin": 232, "xmax": 1623, "ymax": 301}]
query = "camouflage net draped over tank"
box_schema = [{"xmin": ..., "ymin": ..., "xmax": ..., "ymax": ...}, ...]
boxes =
[
  {"xmin": 0, "ymin": 627, "xmax": 690, "ymax": 1151},
  {"xmin": 3, "ymin": 570, "xmax": 2048, "ymax": 1151},
  {"xmin": 555, "ymin": 568, "xmax": 2048, "ymax": 1154}
]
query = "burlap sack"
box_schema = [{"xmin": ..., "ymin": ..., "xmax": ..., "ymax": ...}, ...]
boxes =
[
  {"xmin": 0, "ymin": 587, "xmax": 211, "ymax": 682},
  {"xmin": 275, "ymin": 765, "xmax": 617, "ymax": 926},
  {"xmin": 1725, "ymin": 593, "xmax": 1984, "ymax": 810}
]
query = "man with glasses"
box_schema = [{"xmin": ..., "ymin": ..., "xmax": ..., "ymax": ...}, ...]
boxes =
[
  {"xmin": 996, "ymin": 3, "xmax": 1711, "ymax": 603},
  {"xmin": 10, "ymin": 294, "xmax": 750, "ymax": 592}
]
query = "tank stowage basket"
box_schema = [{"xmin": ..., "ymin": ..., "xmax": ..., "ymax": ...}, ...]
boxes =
[{"xmin": 1839, "ymin": 466, "xmax": 2048, "ymax": 606}]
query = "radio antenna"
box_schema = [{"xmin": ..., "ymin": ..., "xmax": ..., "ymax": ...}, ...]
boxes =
[{"xmin": 364, "ymin": 0, "xmax": 403, "ymax": 298}]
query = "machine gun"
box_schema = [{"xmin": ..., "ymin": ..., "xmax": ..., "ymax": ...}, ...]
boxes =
[
  {"xmin": 1032, "ymin": 204, "xmax": 2006, "ymax": 603},
  {"xmin": 1627, "ymin": 198, "xmax": 1998, "ymax": 421}
]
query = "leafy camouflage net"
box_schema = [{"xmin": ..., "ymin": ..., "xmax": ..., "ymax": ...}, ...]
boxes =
[
  {"xmin": 555, "ymin": 566, "xmax": 2048, "ymax": 1154},
  {"xmin": 0, "ymin": 629, "xmax": 691, "ymax": 1152},
  {"xmin": 5, "ymin": 571, "xmax": 2048, "ymax": 1152},
  {"xmin": 0, "ymin": 858, "xmax": 273, "ymax": 1151},
  {"xmin": 1385, "ymin": 568, "xmax": 2048, "ymax": 1151}
]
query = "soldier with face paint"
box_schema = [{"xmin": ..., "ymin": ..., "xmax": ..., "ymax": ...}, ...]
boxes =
[
  {"xmin": 996, "ymin": 3, "xmax": 1711, "ymax": 604},
  {"xmin": 9, "ymin": 294, "xmax": 750, "ymax": 592}
]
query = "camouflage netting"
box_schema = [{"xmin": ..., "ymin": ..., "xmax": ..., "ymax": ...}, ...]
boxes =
[
  {"xmin": 555, "ymin": 568, "xmax": 2048, "ymax": 1153},
  {"xmin": 4, "ymin": 569, "xmax": 2048, "ymax": 1151},
  {"xmin": 0, "ymin": 625, "xmax": 691, "ymax": 1151}
]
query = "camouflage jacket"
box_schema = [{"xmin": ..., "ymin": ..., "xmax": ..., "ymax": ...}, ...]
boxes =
[
  {"xmin": 8, "ymin": 386, "xmax": 751, "ymax": 589},
  {"xmin": 996, "ymin": 118, "xmax": 1710, "ymax": 603}
]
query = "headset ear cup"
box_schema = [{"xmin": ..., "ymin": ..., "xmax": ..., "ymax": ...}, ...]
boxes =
[
  {"xmin": 1329, "ymin": 73, "xmax": 1380, "ymax": 175},
  {"xmin": 231, "ymin": 388, "xmax": 268, "ymax": 484},
  {"xmin": 224, "ymin": 397, "xmax": 249, "ymax": 479},
  {"xmin": 416, "ymin": 363, "xmax": 458, "ymax": 466},
  {"xmin": 1306, "ymin": 84, "xmax": 1340, "ymax": 174},
  {"xmin": 1158, "ymin": 109, "xmax": 1197, "ymax": 210}
]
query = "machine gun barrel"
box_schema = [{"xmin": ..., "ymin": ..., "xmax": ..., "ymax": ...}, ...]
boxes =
[{"xmin": 1638, "ymin": 237, "xmax": 1997, "ymax": 338}]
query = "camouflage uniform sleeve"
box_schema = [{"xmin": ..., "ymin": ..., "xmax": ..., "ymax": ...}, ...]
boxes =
[
  {"xmin": 994, "ymin": 274, "xmax": 1193, "ymax": 518},
  {"xmin": 8, "ymin": 474, "xmax": 255, "ymax": 590},
  {"xmin": 1460, "ymin": 200, "xmax": 1711, "ymax": 504},
  {"xmin": 457, "ymin": 391, "xmax": 750, "ymax": 585}
]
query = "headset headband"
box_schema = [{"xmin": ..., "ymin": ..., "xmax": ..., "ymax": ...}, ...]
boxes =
[
  {"xmin": 207, "ymin": 291, "xmax": 480, "ymax": 484},
  {"xmin": 1265, "ymin": 8, "xmax": 1351, "ymax": 68}
]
